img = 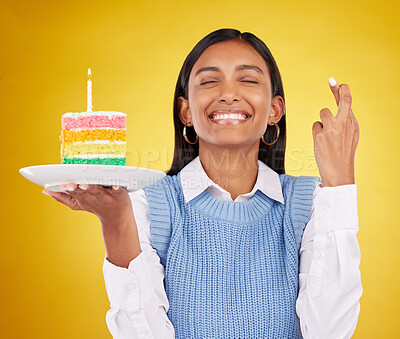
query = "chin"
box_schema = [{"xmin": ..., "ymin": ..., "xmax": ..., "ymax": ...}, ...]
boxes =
[{"xmin": 207, "ymin": 136, "xmax": 258, "ymax": 148}]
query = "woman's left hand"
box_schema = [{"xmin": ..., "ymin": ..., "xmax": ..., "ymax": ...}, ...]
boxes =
[{"xmin": 312, "ymin": 79, "xmax": 360, "ymax": 187}]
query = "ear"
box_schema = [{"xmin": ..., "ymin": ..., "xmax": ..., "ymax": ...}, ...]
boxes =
[
  {"xmin": 178, "ymin": 96, "xmax": 192, "ymax": 126},
  {"xmin": 268, "ymin": 96, "xmax": 286, "ymax": 125}
]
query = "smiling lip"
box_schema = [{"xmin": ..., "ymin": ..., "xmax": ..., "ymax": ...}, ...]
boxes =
[{"xmin": 208, "ymin": 109, "xmax": 251, "ymax": 125}]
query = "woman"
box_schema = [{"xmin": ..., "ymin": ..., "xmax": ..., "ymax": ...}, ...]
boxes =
[{"xmin": 44, "ymin": 28, "xmax": 362, "ymax": 338}]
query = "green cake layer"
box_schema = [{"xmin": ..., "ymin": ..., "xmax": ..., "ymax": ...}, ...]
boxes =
[{"xmin": 62, "ymin": 157, "xmax": 126, "ymax": 165}]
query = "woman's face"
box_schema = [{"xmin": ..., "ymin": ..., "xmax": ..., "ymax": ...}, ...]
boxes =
[{"xmin": 179, "ymin": 39, "xmax": 284, "ymax": 149}]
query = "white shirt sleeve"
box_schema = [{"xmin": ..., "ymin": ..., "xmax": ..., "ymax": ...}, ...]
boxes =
[
  {"xmin": 296, "ymin": 183, "xmax": 363, "ymax": 339},
  {"xmin": 102, "ymin": 189, "xmax": 175, "ymax": 339}
]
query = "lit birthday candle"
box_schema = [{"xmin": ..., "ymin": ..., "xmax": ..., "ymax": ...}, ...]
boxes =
[{"xmin": 87, "ymin": 68, "xmax": 93, "ymax": 112}]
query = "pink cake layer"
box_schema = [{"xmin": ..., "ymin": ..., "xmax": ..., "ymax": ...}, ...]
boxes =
[{"xmin": 63, "ymin": 116, "xmax": 126, "ymax": 130}]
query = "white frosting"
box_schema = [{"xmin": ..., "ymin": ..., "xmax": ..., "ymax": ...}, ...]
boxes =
[
  {"xmin": 62, "ymin": 111, "xmax": 126, "ymax": 118},
  {"xmin": 71, "ymin": 140, "xmax": 125, "ymax": 145},
  {"xmin": 64, "ymin": 154, "xmax": 125, "ymax": 159},
  {"xmin": 66, "ymin": 127, "xmax": 127, "ymax": 132}
]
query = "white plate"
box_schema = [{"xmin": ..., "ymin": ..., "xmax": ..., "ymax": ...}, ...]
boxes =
[{"xmin": 19, "ymin": 164, "xmax": 166, "ymax": 192}]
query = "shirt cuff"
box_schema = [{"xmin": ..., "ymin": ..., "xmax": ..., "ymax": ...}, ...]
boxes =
[
  {"xmin": 103, "ymin": 252, "xmax": 155, "ymax": 312},
  {"xmin": 313, "ymin": 184, "xmax": 358, "ymax": 233}
]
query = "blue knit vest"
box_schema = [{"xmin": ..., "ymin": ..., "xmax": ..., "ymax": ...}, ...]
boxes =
[{"xmin": 143, "ymin": 172, "xmax": 320, "ymax": 338}]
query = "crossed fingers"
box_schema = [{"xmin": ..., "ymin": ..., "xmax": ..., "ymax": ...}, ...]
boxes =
[
  {"xmin": 313, "ymin": 78, "xmax": 359, "ymax": 135},
  {"xmin": 332, "ymin": 83, "xmax": 353, "ymax": 120}
]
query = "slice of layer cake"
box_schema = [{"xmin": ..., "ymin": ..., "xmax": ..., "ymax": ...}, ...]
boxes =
[{"xmin": 60, "ymin": 111, "xmax": 127, "ymax": 165}]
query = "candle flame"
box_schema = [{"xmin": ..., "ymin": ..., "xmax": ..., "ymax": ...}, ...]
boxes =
[{"xmin": 88, "ymin": 68, "xmax": 91, "ymax": 76}]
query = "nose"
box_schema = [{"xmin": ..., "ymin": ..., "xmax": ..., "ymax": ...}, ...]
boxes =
[{"xmin": 217, "ymin": 80, "xmax": 241, "ymax": 104}]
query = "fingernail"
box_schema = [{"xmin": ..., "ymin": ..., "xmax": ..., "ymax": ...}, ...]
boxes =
[
  {"xmin": 42, "ymin": 189, "xmax": 52, "ymax": 197},
  {"xmin": 112, "ymin": 185, "xmax": 120, "ymax": 190},
  {"xmin": 79, "ymin": 184, "xmax": 88, "ymax": 190},
  {"xmin": 328, "ymin": 77, "xmax": 337, "ymax": 86},
  {"xmin": 66, "ymin": 185, "xmax": 75, "ymax": 191},
  {"xmin": 59, "ymin": 185, "xmax": 66, "ymax": 190}
]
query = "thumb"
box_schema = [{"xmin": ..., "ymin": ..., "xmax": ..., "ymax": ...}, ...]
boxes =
[{"xmin": 312, "ymin": 121, "xmax": 323, "ymax": 140}]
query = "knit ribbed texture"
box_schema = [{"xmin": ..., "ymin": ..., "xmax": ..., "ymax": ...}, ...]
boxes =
[{"xmin": 143, "ymin": 172, "xmax": 320, "ymax": 338}]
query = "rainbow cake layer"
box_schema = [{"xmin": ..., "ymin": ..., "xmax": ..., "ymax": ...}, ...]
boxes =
[{"xmin": 60, "ymin": 111, "xmax": 127, "ymax": 165}]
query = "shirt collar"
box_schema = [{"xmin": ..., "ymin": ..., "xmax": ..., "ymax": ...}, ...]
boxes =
[{"xmin": 180, "ymin": 156, "xmax": 285, "ymax": 204}]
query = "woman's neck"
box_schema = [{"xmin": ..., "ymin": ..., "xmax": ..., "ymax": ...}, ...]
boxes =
[{"xmin": 198, "ymin": 143, "xmax": 259, "ymax": 201}]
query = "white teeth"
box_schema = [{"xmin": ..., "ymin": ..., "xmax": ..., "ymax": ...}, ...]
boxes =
[{"xmin": 211, "ymin": 113, "xmax": 248, "ymax": 120}]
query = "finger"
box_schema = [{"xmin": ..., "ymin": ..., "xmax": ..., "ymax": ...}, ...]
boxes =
[
  {"xmin": 65, "ymin": 183, "xmax": 78, "ymax": 192},
  {"xmin": 43, "ymin": 190, "xmax": 80, "ymax": 210},
  {"xmin": 336, "ymin": 84, "xmax": 352, "ymax": 121},
  {"xmin": 69, "ymin": 184, "xmax": 93, "ymax": 197},
  {"xmin": 77, "ymin": 184, "xmax": 106, "ymax": 196},
  {"xmin": 111, "ymin": 185, "xmax": 129, "ymax": 195},
  {"xmin": 59, "ymin": 183, "xmax": 77, "ymax": 191},
  {"xmin": 319, "ymin": 108, "xmax": 334, "ymax": 128},
  {"xmin": 329, "ymin": 78, "xmax": 356, "ymax": 120},
  {"xmin": 353, "ymin": 122, "xmax": 360, "ymax": 150},
  {"xmin": 67, "ymin": 184, "xmax": 101, "ymax": 210},
  {"xmin": 42, "ymin": 189, "xmax": 53, "ymax": 197},
  {"xmin": 352, "ymin": 115, "xmax": 360, "ymax": 131},
  {"xmin": 312, "ymin": 121, "xmax": 323, "ymax": 139},
  {"xmin": 328, "ymin": 77, "xmax": 340, "ymax": 106},
  {"xmin": 65, "ymin": 183, "xmax": 119, "ymax": 197},
  {"xmin": 62, "ymin": 184, "xmax": 87, "ymax": 199}
]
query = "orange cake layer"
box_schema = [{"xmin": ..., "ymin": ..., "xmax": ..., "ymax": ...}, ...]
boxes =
[{"xmin": 62, "ymin": 129, "xmax": 126, "ymax": 143}]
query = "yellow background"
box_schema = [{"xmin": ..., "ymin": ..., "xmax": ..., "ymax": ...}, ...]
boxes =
[{"xmin": 2, "ymin": 0, "xmax": 399, "ymax": 337}]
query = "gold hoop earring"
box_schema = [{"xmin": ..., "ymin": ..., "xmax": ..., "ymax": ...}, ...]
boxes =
[
  {"xmin": 183, "ymin": 123, "xmax": 199, "ymax": 144},
  {"xmin": 261, "ymin": 122, "xmax": 280, "ymax": 145}
]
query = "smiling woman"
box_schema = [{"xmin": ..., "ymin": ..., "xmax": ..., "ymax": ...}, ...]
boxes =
[
  {"xmin": 45, "ymin": 28, "xmax": 362, "ymax": 338},
  {"xmin": 168, "ymin": 30, "xmax": 288, "ymax": 179}
]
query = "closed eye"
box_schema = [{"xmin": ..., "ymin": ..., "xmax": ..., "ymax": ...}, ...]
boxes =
[
  {"xmin": 200, "ymin": 80, "xmax": 258, "ymax": 85},
  {"xmin": 200, "ymin": 81, "xmax": 218, "ymax": 85}
]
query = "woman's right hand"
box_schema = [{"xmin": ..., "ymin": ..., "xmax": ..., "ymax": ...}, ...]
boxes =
[
  {"xmin": 43, "ymin": 184, "xmax": 142, "ymax": 268},
  {"xmin": 43, "ymin": 184, "xmax": 132, "ymax": 225}
]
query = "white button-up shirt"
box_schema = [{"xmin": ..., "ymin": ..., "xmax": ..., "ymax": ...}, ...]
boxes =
[{"xmin": 103, "ymin": 156, "xmax": 362, "ymax": 339}]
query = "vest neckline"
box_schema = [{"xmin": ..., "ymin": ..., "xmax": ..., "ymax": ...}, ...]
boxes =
[{"xmin": 176, "ymin": 172, "xmax": 275, "ymax": 223}]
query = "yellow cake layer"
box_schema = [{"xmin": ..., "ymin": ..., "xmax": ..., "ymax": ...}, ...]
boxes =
[
  {"xmin": 62, "ymin": 129, "xmax": 126, "ymax": 143},
  {"xmin": 62, "ymin": 143, "xmax": 126, "ymax": 157}
]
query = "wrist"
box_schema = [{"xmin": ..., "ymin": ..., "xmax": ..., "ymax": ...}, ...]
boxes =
[
  {"xmin": 101, "ymin": 216, "xmax": 141, "ymax": 268},
  {"xmin": 321, "ymin": 175, "xmax": 355, "ymax": 187},
  {"xmin": 98, "ymin": 208, "xmax": 133, "ymax": 228}
]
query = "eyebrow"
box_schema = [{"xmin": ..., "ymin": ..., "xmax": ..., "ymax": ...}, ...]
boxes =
[{"xmin": 195, "ymin": 64, "xmax": 264, "ymax": 77}]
